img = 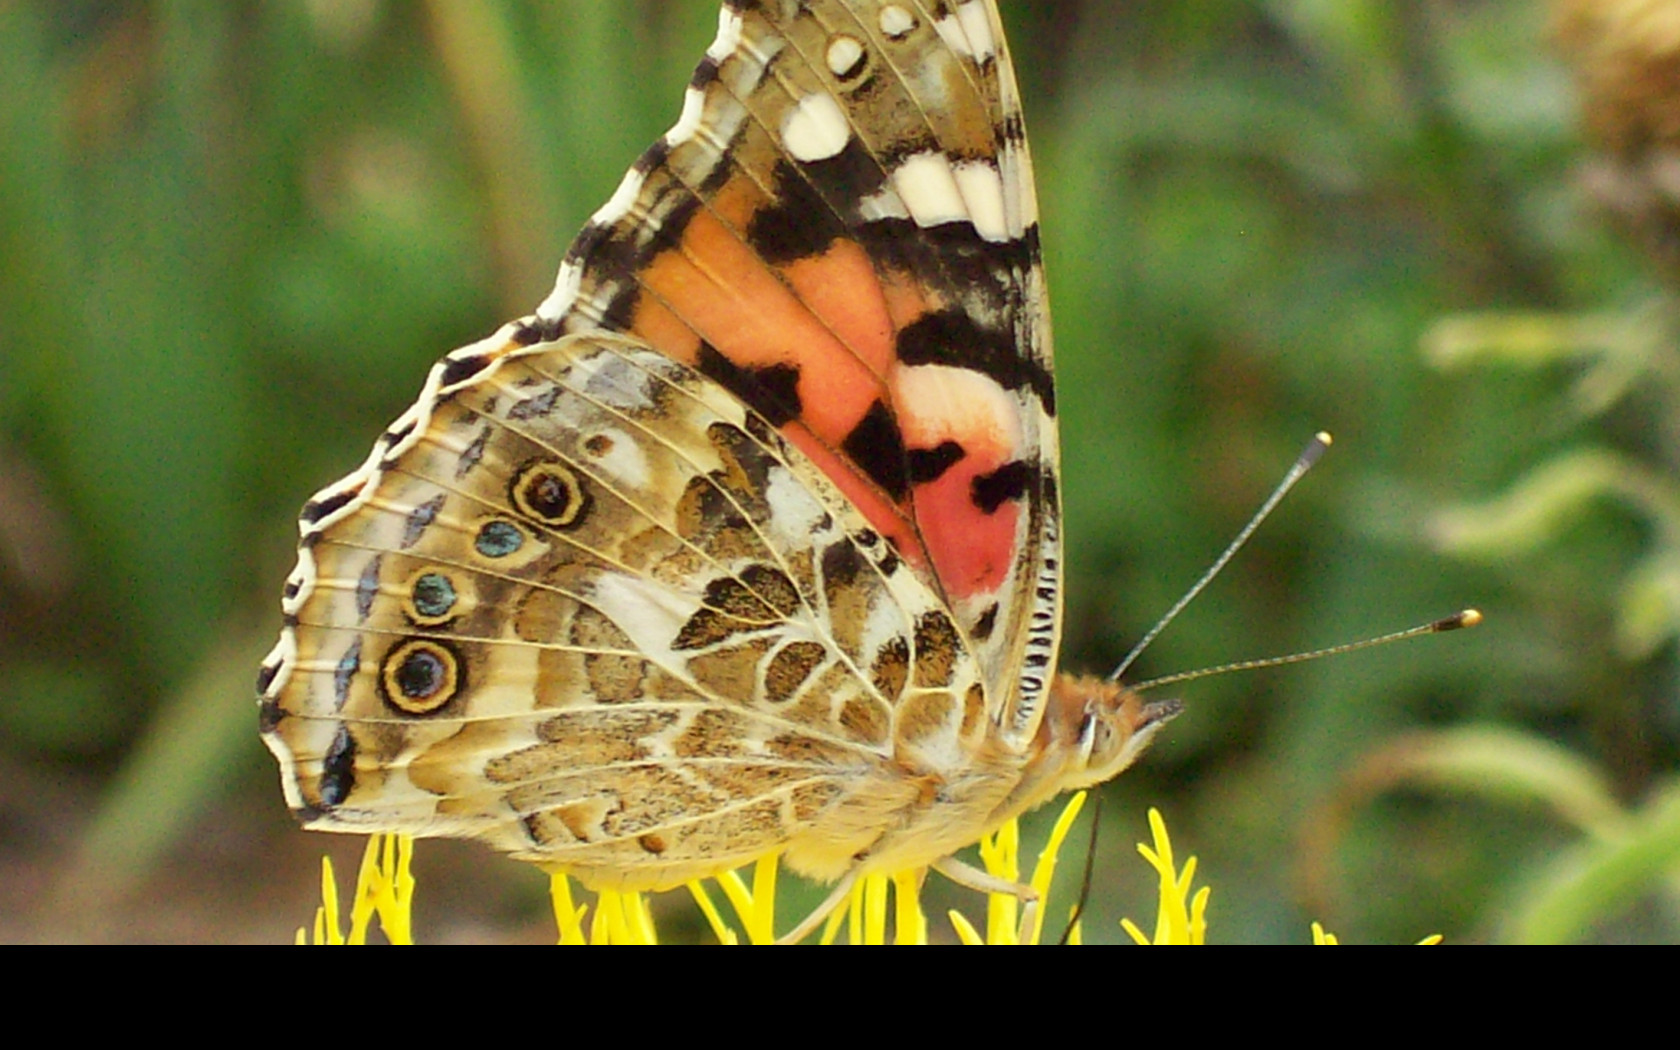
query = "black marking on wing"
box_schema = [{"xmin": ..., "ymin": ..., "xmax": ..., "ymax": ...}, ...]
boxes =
[
  {"xmin": 355, "ymin": 555, "xmax": 383, "ymax": 621},
  {"xmin": 696, "ymin": 342, "xmax": 802, "ymax": 427},
  {"xmin": 841, "ymin": 399, "xmax": 909, "ymax": 500},
  {"xmin": 257, "ymin": 696, "xmax": 283, "ymax": 733},
  {"xmin": 300, "ymin": 487, "xmax": 357, "ymax": 525},
  {"xmin": 440, "ymin": 352, "xmax": 494, "ymax": 387},
  {"xmin": 383, "ymin": 419, "xmax": 416, "ymax": 448},
  {"xmin": 318, "ymin": 724, "xmax": 357, "ymax": 809},
  {"xmin": 895, "ymin": 309, "xmax": 1054, "ymax": 411},
  {"xmin": 401, "ymin": 495, "xmax": 446, "ymax": 548},
  {"xmin": 907, "ymin": 440, "xmax": 964, "ymax": 485},
  {"xmin": 598, "ymin": 283, "xmax": 641, "ymax": 332},
  {"xmin": 334, "ymin": 637, "xmax": 362, "ymax": 709},
  {"xmin": 971, "ymin": 460, "xmax": 1032, "ymax": 514},
  {"xmin": 748, "ymin": 160, "xmax": 852, "ymax": 265},
  {"xmin": 456, "ymin": 425, "xmax": 491, "ymax": 479},
  {"xmin": 821, "ymin": 539, "xmax": 867, "ymax": 591}
]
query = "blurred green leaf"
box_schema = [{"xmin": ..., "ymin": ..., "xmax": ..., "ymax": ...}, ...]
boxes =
[{"xmin": 1508, "ymin": 782, "xmax": 1680, "ymax": 944}]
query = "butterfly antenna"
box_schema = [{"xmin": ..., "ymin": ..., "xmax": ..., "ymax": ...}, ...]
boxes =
[
  {"xmin": 1058, "ymin": 792, "xmax": 1104, "ymax": 945},
  {"xmin": 1132, "ymin": 608, "xmax": 1482, "ymax": 693},
  {"xmin": 1108, "ymin": 432, "xmax": 1333, "ymax": 683}
]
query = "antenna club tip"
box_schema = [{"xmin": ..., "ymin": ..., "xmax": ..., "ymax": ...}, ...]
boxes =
[
  {"xmin": 1315, "ymin": 431, "xmax": 1333, "ymax": 447},
  {"xmin": 1436, "ymin": 608, "xmax": 1483, "ymax": 631},
  {"xmin": 1299, "ymin": 432, "xmax": 1333, "ymax": 468}
]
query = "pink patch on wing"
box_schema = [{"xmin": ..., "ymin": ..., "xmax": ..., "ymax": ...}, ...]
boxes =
[
  {"xmin": 915, "ymin": 456, "xmax": 1020, "ymax": 600},
  {"xmin": 891, "ymin": 364, "xmax": 1026, "ymax": 601}
]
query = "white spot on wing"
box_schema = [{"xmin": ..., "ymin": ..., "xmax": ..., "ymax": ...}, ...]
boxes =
[
  {"xmin": 826, "ymin": 35, "xmax": 864, "ymax": 78},
  {"xmin": 999, "ymin": 137, "xmax": 1036, "ymax": 231},
  {"xmin": 582, "ymin": 428, "xmax": 650, "ymax": 490},
  {"xmin": 781, "ymin": 92, "xmax": 851, "ymax": 163},
  {"xmin": 707, "ymin": 7, "xmax": 743, "ymax": 61},
  {"xmin": 537, "ymin": 260, "xmax": 582, "ymax": 321},
  {"xmin": 956, "ymin": 0, "xmax": 996, "ymax": 61},
  {"xmin": 590, "ymin": 166, "xmax": 646, "ymax": 227},
  {"xmin": 879, "ymin": 5, "xmax": 916, "ymax": 38},
  {"xmin": 892, "ymin": 363, "xmax": 1024, "ymax": 457},
  {"xmin": 666, "ymin": 86, "xmax": 706, "ymax": 146},
  {"xmin": 858, "ymin": 185, "xmax": 910, "ymax": 223},
  {"xmin": 933, "ymin": 14, "xmax": 969, "ymax": 56},
  {"xmin": 590, "ymin": 573, "xmax": 700, "ymax": 657},
  {"xmin": 570, "ymin": 345, "xmax": 661, "ymax": 412},
  {"xmin": 859, "ymin": 596, "xmax": 911, "ymax": 679},
  {"xmin": 891, "ymin": 151, "xmax": 968, "ymax": 229},
  {"xmin": 953, "ymin": 160, "xmax": 1008, "ymax": 242},
  {"xmin": 764, "ymin": 464, "xmax": 831, "ymax": 548}
]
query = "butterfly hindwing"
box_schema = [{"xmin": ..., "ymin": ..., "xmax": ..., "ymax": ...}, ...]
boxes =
[{"xmin": 263, "ymin": 332, "xmax": 998, "ymax": 886}]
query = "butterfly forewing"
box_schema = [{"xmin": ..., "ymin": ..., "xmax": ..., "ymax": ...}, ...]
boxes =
[{"xmin": 535, "ymin": 0, "xmax": 1062, "ymax": 740}]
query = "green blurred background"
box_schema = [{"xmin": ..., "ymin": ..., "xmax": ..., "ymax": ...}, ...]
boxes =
[{"xmin": 4, "ymin": 0, "xmax": 1678, "ymax": 943}]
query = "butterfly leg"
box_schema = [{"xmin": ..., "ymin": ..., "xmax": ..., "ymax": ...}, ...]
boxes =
[
  {"xmin": 933, "ymin": 858, "xmax": 1047, "ymax": 943},
  {"xmin": 775, "ymin": 869, "xmax": 859, "ymax": 945},
  {"xmin": 931, "ymin": 856, "xmax": 1040, "ymax": 901}
]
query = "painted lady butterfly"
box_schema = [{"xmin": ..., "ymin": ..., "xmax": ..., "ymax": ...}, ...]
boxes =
[{"xmin": 258, "ymin": 0, "xmax": 1181, "ymax": 910}]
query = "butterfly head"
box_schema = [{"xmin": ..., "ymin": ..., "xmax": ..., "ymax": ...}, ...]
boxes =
[{"xmin": 1039, "ymin": 675, "xmax": 1184, "ymax": 793}]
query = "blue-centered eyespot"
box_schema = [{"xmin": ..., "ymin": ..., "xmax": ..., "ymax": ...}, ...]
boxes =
[{"xmin": 475, "ymin": 519, "xmax": 525, "ymax": 558}]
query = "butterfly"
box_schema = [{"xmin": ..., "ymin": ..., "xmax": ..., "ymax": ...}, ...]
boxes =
[{"xmin": 258, "ymin": 0, "xmax": 1181, "ymax": 922}]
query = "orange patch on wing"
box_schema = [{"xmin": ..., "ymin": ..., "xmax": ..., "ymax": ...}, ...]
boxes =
[
  {"xmin": 628, "ymin": 295, "xmax": 702, "ymax": 362},
  {"xmin": 781, "ymin": 241, "xmax": 895, "ymax": 378},
  {"xmin": 625, "ymin": 197, "xmax": 933, "ymax": 574},
  {"xmin": 880, "ymin": 270, "xmax": 934, "ymax": 331},
  {"xmin": 710, "ymin": 164, "xmax": 773, "ymax": 230},
  {"xmin": 638, "ymin": 211, "xmax": 878, "ymax": 450}
]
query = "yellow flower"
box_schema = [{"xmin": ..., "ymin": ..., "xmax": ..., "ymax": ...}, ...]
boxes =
[
  {"xmin": 549, "ymin": 790, "xmax": 1094, "ymax": 945},
  {"xmin": 1113, "ymin": 810, "xmax": 1444, "ymax": 945},
  {"xmin": 303, "ymin": 795, "xmax": 1096, "ymax": 944},
  {"xmin": 1120, "ymin": 807, "xmax": 1210, "ymax": 944},
  {"xmin": 298, "ymin": 834, "xmax": 414, "ymax": 945},
  {"xmin": 301, "ymin": 800, "xmax": 1435, "ymax": 943},
  {"xmin": 951, "ymin": 789, "xmax": 1090, "ymax": 945}
]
